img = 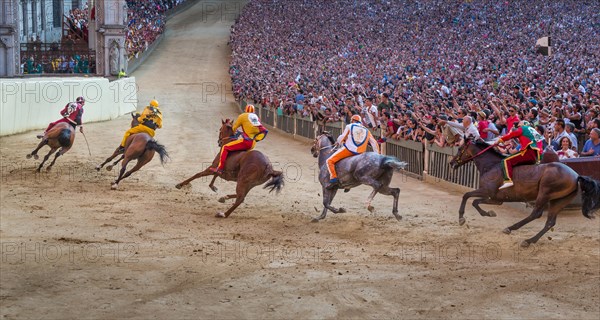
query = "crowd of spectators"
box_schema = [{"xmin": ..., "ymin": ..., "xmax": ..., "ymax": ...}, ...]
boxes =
[
  {"xmin": 67, "ymin": 6, "xmax": 89, "ymax": 42},
  {"xmin": 229, "ymin": 0, "xmax": 600, "ymax": 156},
  {"xmin": 126, "ymin": 0, "xmax": 187, "ymax": 60}
]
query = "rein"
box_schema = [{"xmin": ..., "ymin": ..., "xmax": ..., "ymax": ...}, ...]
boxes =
[{"xmin": 456, "ymin": 140, "xmax": 497, "ymax": 164}]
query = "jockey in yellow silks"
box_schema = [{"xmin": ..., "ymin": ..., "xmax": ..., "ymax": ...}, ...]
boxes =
[
  {"xmin": 119, "ymin": 99, "xmax": 162, "ymax": 151},
  {"xmin": 326, "ymin": 114, "xmax": 380, "ymax": 189},
  {"xmin": 209, "ymin": 104, "xmax": 268, "ymax": 175}
]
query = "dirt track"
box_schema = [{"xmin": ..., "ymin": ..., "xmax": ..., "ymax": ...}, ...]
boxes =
[{"xmin": 1, "ymin": 1, "xmax": 599, "ymax": 319}]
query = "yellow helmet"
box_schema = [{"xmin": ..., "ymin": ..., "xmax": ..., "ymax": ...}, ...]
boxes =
[
  {"xmin": 245, "ymin": 104, "xmax": 255, "ymax": 113},
  {"xmin": 351, "ymin": 114, "xmax": 362, "ymax": 123},
  {"xmin": 149, "ymin": 99, "xmax": 159, "ymax": 107}
]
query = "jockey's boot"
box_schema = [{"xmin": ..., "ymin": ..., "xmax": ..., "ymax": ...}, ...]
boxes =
[
  {"xmin": 326, "ymin": 178, "xmax": 340, "ymax": 190},
  {"xmin": 36, "ymin": 133, "xmax": 45, "ymax": 139},
  {"xmin": 498, "ymin": 180, "xmax": 514, "ymax": 190}
]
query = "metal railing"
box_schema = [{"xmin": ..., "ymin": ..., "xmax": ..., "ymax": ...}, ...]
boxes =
[
  {"xmin": 427, "ymin": 144, "xmax": 480, "ymax": 189},
  {"xmin": 385, "ymin": 139, "xmax": 424, "ymax": 178}
]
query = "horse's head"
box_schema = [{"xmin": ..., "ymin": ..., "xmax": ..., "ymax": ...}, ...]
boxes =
[
  {"xmin": 218, "ymin": 119, "xmax": 235, "ymax": 147},
  {"xmin": 449, "ymin": 137, "xmax": 479, "ymax": 169},
  {"xmin": 311, "ymin": 131, "xmax": 334, "ymax": 158},
  {"xmin": 131, "ymin": 112, "xmax": 141, "ymax": 128}
]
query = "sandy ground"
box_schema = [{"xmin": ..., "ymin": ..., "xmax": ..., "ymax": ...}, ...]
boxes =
[{"xmin": 1, "ymin": 1, "xmax": 599, "ymax": 319}]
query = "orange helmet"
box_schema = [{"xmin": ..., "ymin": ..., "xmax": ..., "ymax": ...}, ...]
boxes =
[
  {"xmin": 351, "ymin": 114, "xmax": 362, "ymax": 123},
  {"xmin": 245, "ymin": 104, "xmax": 255, "ymax": 113}
]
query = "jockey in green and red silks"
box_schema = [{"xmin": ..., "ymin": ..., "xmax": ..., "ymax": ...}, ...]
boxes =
[{"xmin": 497, "ymin": 121, "xmax": 544, "ymax": 190}]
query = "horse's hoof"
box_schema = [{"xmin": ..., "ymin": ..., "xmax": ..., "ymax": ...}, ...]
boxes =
[
  {"xmin": 344, "ymin": 189, "xmax": 350, "ymax": 193},
  {"xmin": 210, "ymin": 186, "xmax": 218, "ymax": 192},
  {"xmin": 33, "ymin": 154, "xmax": 39, "ymax": 160},
  {"xmin": 95, "ymin": 165, "xmax": 101, "ymax": 171},
  {"xmin": 487, "ymin": 210, "xmax": 497, "ymax": 217},
  {"xmin": 311, "ymin": 218, "xmax": 320, "ymax": 223},
  {"xmin": 338, "ymin": 208, "xmax": 346, "ymax": 213},
  {"xmin": 520, "ymin": 240, "xmax": 530, "ymax": 248},
  {"xmin": 215, "ymin": 212, "xmax": 225, "ymax": 218},
  {"xmin": 106, "ymin": 165, "xmax": 113, "ymax": 171},
  {"xmin": 394, "ymin": 214, "xmax": 402, "ymax": 221},
  {"xmin": 36, "ymin": 168, "xmax": 41, "ymax": 173},
  {"xmin": 502, "ymin": 228, "xmax": 511, "ymax": 235},
  {"xmin": 111, "ymin": 183, "xmax": 118, "ymax": 190},
  {"xmin": 26, "ymin": 154, "xmax": 32, "ymax": 159},
  {"xmin": 218, "ymin": 197, "xmax": 226, "ymax": 203},
  {"xmin": 175, "ymin": 184, "xmax": 182, "ymax": 189},
  {"xmin": 367, "ymin": 205, "xmax": 375, "ymax": 213},
  {"xmin": 459, "ymin": 217, "xmax": 466, "ymax": 226}
]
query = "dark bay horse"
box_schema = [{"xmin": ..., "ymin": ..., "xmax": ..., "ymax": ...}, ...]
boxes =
[
  {"xmin": 27, "ymin": 122, "xmax": 75, "ymax": 172},
  {"xmin": 449, "ymin": 138, "xmax": 596, "ymax": 246},
  {"xmin": 175, "ymin": 119, "xmax": 283, "ymax": 218},
  {"xmin": 96, "ymin": 112, "xmax": 169, "ymax": 189},
  {"xmin": 310, "ymin": 132, "xmax": 407, "ymax": 222}
]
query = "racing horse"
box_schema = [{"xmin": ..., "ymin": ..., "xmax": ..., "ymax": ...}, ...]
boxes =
[
  {"xmin": 26, "ymin": 122, "xmax": 75, "ymax": 172},
  {"xmin": 449, "ymin": 138, "xmax": 597, "ymax": 246},
  {"xmin": 96, "ymin": 112, "xmax": 169, "ymax": 190},
  {"xmin": 310, "ymin": 132, "xmax": 407, "ymax": 222},
  {"xmin": 175, "ymin": 119, "xmax": 284, "ymax": 218}
]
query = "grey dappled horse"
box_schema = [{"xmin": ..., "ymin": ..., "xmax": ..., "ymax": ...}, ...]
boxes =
[{"xmin": 310, "ymin": 132, "xmax": 408, "ymax": 222}]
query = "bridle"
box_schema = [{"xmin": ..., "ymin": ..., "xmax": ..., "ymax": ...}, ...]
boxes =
[
  {"xmin": 218, "ymin": 124, "xmax": 236, "ymax": 147},
  {"xmin": 314, "ymin": 134, "xmax": 336, "ymax": 152},
  {"xmin": 454, "ymin": 139, "xmax": 496, "ymax": 165}
]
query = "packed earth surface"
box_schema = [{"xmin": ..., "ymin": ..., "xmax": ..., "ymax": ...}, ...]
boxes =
[{"xmin": 1, "ymin": 1, "xmax": 599, "ymax": 319}]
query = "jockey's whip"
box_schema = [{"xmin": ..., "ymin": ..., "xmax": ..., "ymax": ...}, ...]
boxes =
[{"xmin": 81, "ymin": 130, "xmax": 92, "ymax": 156}]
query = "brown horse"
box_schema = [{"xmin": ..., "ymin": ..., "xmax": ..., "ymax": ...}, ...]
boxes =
[
  {"xmin": 96, "ymin": 112, "xmax": 169, "ymax": 189},
  {"xmin": 96, "ymin": 112, "xmax": 138, "ymax": 172},
  {"xmin": 449, "ymin": 138, "xmax": 596, "ymax": 246},
  {"xmin": 27, "ymin": 122, "xmax": 76, "ymax": 172},
  {"xmin": 175, "ymin": 119, "xmax": 284, "ymax": 218}
]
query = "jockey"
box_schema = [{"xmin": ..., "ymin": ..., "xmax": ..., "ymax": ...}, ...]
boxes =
[
  {"xmin": 37, "ymin": 96, "xmax": 85, "ymax": 138},
  {"xmin": 497, "ymin": 120, "xmax": 543, "ymax": 190},
  {"xmin": 209, "ymin": 104, "xmax": 268, "ymax": 175},
  {"xmin": 118, "ymin": 99, "xmax": 162, "ymax": 152},
  {"xmin": 326, "ymin": 114, "xmax": 380, "ymax": 190}
]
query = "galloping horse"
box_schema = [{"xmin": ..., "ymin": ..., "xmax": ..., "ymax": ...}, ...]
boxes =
[
  {"xmin": 449, "ymin": 138, "xmax": 596, "ymax": 246},
  {"xmin": 310, "ymin": 132, "xmax": 407, "ymax": 222},
  {"xmin": 175, "ymin": 119, "xmax": 284, "ymax": 218},
  {"xmin": 27, "ymin": 122, "xmax": 76, "ymax": 172},
  {"xmin": 96, "ymin": 112, "xmax": 169, "ymax": 190}
]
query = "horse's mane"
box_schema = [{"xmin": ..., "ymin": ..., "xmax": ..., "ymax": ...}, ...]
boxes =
[
  {"xmin": 321, "ymin": 132, "xmax": 335, "ymax": 145},
  {"xmin": 473, "ymin": 139, "xmax": 505, "ymax": 158}
]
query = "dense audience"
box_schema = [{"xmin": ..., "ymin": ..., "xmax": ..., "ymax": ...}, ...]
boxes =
[
  {"xmin": 229, "ymin": 0, "xmax": 600, "ymax": 155},
  {"xmin": 126, "ymin": 0, "xmax": 187, "ymax": 59},
  {"xmin": 67, "ymin": 6, "xmax": 89, "ymax": 42}
]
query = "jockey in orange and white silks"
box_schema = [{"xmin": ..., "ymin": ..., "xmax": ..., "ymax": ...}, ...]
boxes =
[
  {"xmin": 326, "ymin": 114, "xmax": 380, "ymax": 189},
  {"xmin": 209, "ymin": 104, "xmax": 269, "ymax": 174}
]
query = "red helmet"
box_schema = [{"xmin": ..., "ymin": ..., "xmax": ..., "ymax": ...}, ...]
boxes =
[{"xmin": 245, "ymin": 104, "xmax": 255, "ymax": 113}]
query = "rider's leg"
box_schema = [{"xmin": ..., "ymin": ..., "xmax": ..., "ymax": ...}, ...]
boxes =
[
  {"xmin": 326, "ymin": 148, "xmax": 354, "ymax": 187},
  {"xmin": 500, "ymin": 148, "xmax": 537, "ymax": 189},
  {"xmin": 38, "ymin": 118, "xmax": 68, "ymax": 138},
  {"xmin": 120, "ymin": 125, "xmax": 155, "ymax": 148},
  {"xmin": 212, "ymin": 139, "xmax": 253, "ymax": 172}
]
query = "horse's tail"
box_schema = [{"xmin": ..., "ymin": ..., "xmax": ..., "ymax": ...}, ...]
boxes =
[
  {"xmin": 58, "ymin": 129, "xmax": 72, "ymax": 147},
  {"xmin": 382, "ymin": 156, "xmax": 408, "ymax": 171},
  {"xmin": 577, "ymin": 176, "xmax": 600, "ymax": 219},
  {"xmin": 263, "ymin": 170, "xmax": 284, "ymax": 194},
  {"xmin": 146, "ymin": 140, "xmax": 170, "ymax": 165}
]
